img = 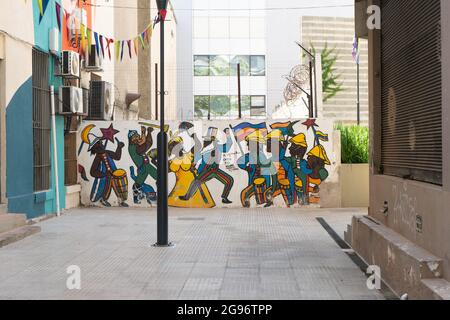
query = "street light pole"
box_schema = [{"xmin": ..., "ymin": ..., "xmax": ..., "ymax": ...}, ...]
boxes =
[{"xmin": 155, "ymin": 0, "xmax": 171, "ymax": 247}]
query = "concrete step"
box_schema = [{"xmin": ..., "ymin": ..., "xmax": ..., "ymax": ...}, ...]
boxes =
[
  {"xmin": 349, "ymin": 215, "xmax": 444, "ymax": 299},
  {"xmin": 0, "ymin": 214, "xmax": 27, "ymax": 234},
  {"xmin": 0, "ymin": 225, "xmax": 41, "ymax": 248},
  {"xmin": 422, "ymin": 279, "xmax": 450, "ymax": 300},
  {"xmin": 344, "ymin": 224, "xmax": 352, "ymax": 245}
]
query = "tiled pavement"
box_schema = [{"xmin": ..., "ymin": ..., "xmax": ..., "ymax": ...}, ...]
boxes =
[{"xmin": 0, "ymin": 207, "xmax": 385, "ymax": 300}]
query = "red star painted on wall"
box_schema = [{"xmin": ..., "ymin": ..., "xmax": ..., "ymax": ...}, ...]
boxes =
[
  {"xmin": 100, "ymin": 124, "xmax": 120, "ymax": 143},
  {"xmin": 302, "ymin": 119, "xmax": 318, "ymax": 130}
]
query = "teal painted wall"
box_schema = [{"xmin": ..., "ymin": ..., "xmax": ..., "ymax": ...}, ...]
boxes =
[{"xmin": 7, "ymin": 0, "xmax": 65, "ymax": 218}]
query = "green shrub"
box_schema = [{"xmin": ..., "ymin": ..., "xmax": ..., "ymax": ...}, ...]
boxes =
[{"xmin": 335, "ymin": 124, "xmax": 369, "ymax": 164}]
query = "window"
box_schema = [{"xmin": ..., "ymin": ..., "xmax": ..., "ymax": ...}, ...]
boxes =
[
  {"xmin": 210, "ymin": 96, "xmax": 231, "ymax": 117},
  {"xmin": 194, "ymin": 96, "xmax": 210, "ymax": 119},
  {"xmin": 194, "ymin": 55, "xmax": 210, "ymax": 76},
  {"xmin": 195, "ymin": 95, "xmax": 265, "ymax": 119},
  {"xmin": 210, "ymin": 55, "xmax": 230, "ymax": 76},
  {"xmin": 230, "ymin": 55, "xmax": 250, "ymax": 76},
  {"xmin": 32, "ymin": 48, "xmax": 51, "ymax": 192},
  {"xmin": 230, "ymin": 95, "xmax": 251, "ymax": 118},
  {"xmin": 64, "ymin": 133, "xmax": 78, "ymax": 186},
  {"xmin": 250, "ymin": 55, "xmax": 266, "ymax": 76},
  {"xmin": 194, "ymin": 55, "xmax": 265, "ymax": 77},
  {"xmin": 250, "ymin": 96, "xmax": 266, "ymax": 118}
]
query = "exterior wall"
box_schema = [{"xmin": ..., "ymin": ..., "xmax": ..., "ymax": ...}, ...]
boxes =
[
  {"xmin": 302, "ymin": 16, "xmax": 369, "ymax": 125},
  {"xmin": 1, "ymin": 0, "xmax": 66, "ymax": 218},
  {"xmin": 351, "ymin": 0, "xmax": 450, "ymax": 295},
  {"xmin": 341, "ymin": 164, "xmax": 369, "ymax": 208},
  {"xmin": 77, "ymin": 118, "xmax": 339, "ymax": 209}
]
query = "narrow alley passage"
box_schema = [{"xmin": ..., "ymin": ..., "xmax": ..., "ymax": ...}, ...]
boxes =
[{"xmin": 0, "ymin": 208, "xmax": 385, "ymax": 300}]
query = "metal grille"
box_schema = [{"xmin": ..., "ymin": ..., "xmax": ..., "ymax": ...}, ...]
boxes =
[
  {"xmin": 380, "ymin": 0, "xmax": 442, "ymax": 185},
  {"xmin": 32, "ymin": 48, "xmax": 51, "ymax": 192},
  {"xmin": 64, "ymin": 132, "xmax": 78, "ymax": 186}
]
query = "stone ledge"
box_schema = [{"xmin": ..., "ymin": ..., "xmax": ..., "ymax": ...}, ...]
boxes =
[
  {"xmin": 349, "ymin": 215, "xmax": 444, "ymax": 300},
  {"xmin": 422, "ymin": 279, "xmax": 450, "ymax": 300},
  {"xmin": 0, "ymin": 225, "xmax": 41, "ymax": 248}
]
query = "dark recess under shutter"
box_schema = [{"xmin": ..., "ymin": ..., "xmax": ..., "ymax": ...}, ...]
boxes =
[{"xmin": 380, "ymin": 0, "xmax": 442, "ymax": 185}]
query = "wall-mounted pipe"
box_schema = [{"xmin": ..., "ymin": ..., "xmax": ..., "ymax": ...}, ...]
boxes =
[{"xmin": 50, "ymin": 86, "xmax": 61, "ymax": 217}]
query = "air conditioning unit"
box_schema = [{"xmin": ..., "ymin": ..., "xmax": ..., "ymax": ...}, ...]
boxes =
[
  {"xmin": 82, "ymin": 87, "xmax": 90, "ymax": 116},
  {"xmin": 83, "ymin": 44, "xmax": 103, "ymax": 71},
  {"xmin": 88, "ymin": 81, "xmax": 114, "ymax": 120},
  {"xmin": 61, "ymin": 51, "xmax": 80, "ymax": 78},
  {"xmin": 59, "ymin": 86, "xmax": 84, "ymax": 115}
]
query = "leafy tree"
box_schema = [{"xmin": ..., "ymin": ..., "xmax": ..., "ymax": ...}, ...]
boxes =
[{"xmin": 310, "ymin": 43, "xmax": 344, "ymax": 102}]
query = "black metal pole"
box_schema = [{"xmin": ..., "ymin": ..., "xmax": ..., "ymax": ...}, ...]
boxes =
[
  {"xmin": 237, "ymin": 63, "xmax": 242, "ymax": 119},
  {"xmin": 156, "ymin": 2, "xmax": 169, "ymax": 247},
  {"xmin": 309, "ymin": 59, "xmax": 314, "ymax": 119},
  {"xmin": 357, "ymin": 62, "xmax": 361, "ymax": 126},
  {"xmin": 155, "ymin": 63, "xmax": 159, "ymax": 121}
]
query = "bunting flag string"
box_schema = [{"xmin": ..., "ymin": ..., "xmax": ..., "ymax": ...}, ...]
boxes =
[{"xmin": 42, "ymin": 0, "xmax": 163, "ymax": 62}]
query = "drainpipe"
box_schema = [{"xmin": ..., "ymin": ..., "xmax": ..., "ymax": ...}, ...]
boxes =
[{"xmin": 50, "ymin": 86, "xmax": 61, "ymax": 217}]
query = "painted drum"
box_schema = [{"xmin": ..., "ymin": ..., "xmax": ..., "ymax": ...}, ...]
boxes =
[{"xmin": 254, "ymin": 177, "xmax": 266, "ymax": 205}]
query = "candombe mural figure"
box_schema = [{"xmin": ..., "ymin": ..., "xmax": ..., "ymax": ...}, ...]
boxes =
[
  {"xmin": 78, "ymin": 120, "xmax": 333, "ymax": 208},
  {"xmin": 128, "ymin": 126, "xmax": 157, "ymax": 205},
  {"xmin": 167, "ymin": 122, "xmax": 216, "ymax": 208},
  {"xmin": 79, "ymin": 124, "xmax": 129, "ymax": 207}
]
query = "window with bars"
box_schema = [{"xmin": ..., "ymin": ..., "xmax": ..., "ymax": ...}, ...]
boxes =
[
  {"xmin": 32, "ymin": 48, "xmax": 51, "ymax": 192},
  {"xmin": 64, "ymin": 132, "xmax": 78, "ymax": 186}
]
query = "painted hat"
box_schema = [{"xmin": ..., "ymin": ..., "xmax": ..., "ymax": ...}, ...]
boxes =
[
  {"xmin": 128, "ymin": 130, "xmax": 139, "ymax": 139},
  {"xmin": 308, "ymin": 145, "xmax": 331, "ymax": 165},
  {"xmin": 266, "ymin": 130, "xmax": 285, "ymax": 142},
  {"xmin": 203, "ymin": 127, "xmax": 219, "ymax": 142},
  {"xmin": 289, "ymin": 133, "xmax": 307, "ymax": 147},
  {"xmin": 87, "ymin": 134, "xmax": 103, "ymax": 152},
  {"xmin": 245, "ymin": 130, "xmax": 266, "ymax": 144},
  {"xmin": 179, "ymin": 122, "xmax": 194, "ymax": 132}
]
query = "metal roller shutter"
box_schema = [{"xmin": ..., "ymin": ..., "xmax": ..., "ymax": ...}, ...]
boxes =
[{"xmin": 380, "ymin": 0, "xmax": 442, "ymax": 185}]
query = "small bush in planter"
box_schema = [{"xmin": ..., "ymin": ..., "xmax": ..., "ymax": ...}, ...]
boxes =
[{"xmin": 335, "ymin": 124, "xmax": 369, "ymax": 164}]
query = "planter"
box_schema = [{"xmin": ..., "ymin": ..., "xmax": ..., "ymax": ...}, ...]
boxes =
[{"xmin": 341, "ymin": 163, "xmax": 369, "ymax": 208}]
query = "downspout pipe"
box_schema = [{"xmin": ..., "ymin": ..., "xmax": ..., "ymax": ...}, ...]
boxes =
[{"xmin": 50, "ymin": 85, "xmax": 61, "ymax": 217}]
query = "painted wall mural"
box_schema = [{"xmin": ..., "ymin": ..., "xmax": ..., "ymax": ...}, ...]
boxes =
[{"xmin": 78, "ymin": 119, "xmax": 336, "ymax": 209}]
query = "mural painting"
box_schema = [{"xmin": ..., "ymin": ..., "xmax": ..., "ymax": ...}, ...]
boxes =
[{"xmin": 78, "ymin": 119, "xmax": 334, "ymax": 209}]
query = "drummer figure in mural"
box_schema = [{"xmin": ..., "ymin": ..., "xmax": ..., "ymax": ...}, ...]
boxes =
[
  {"xmin": 81, "ymin": 124, "xmax": 129, "ymax": 208},
  {"xmin": 237, "ymin": 130, "xmax": 276, "ymax": 208}
]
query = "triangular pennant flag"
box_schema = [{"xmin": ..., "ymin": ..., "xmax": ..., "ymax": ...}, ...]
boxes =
[
  {"xmin": 146, "ymin": 25, "xmax": 153, "ymax": 40},
  {"xmin": 106, "ymin": 37, "xmax": 114, "ymax": 60},
  {"xmin": 55, "ymin": 2, "xmax": 62, "ymax": 31},
  {"xmin": 140, "ymin": 33, "xmax": 146, "ymax": 49},
  {"xmin": 115, "ymin": 41, "xmax": 120, "ymax": 61},
  {"xmin": 87, "ymin": 28, "xmax": 92, "ymax": 54},
  {"xmin": 94, "ymin": 32, "xmax": 100, "ymax": 57},
  {"xmin": 133, "ymin": 37, "xmax": 139, "ymax": 56},
  {"xmin": 127, "ymin": 40, "xmax": 132, "ymax": 59},
  {"xmin": 120, "ymin": 41, "xmax": 125, "ymax": 61},
  {"xmin": 38, "ymin": 0, "xmax": 50, "ymax": 23},
  {"xmin": 99, "ymin": 35, "xmax": 105, "ymax": 58}
]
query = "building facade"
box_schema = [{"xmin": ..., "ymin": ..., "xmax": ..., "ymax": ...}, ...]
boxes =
[
  {"xmin": 173, "ymin": 0, "xmax": 357, "ymax": 122},
  {"xmin": 349, "ymin": 0, "xmax": 450, "ymax": 299},
  {"xmin": 0, "ymin": 0, "xmax": 177, "ymax": 219}
]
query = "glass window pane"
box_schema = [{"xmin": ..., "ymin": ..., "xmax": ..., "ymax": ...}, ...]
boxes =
[
  {"xmin": 210, "ymin": 96, "xmax": 231, "ymax": 118},
  {"xmin": 230, "ymin": 95, "xmax": 251, "ymax": 118},
  {"xmin": 210, "ymin": 55, "xmax": 230, "ymax": 76},
  {"xmin": 194, "ymin": 96, "xmax": 210, "ymax": 119},
  {"xmin": 194, "ymin": 55, "xmax": 210, "ymax": 76},
  {"xmin": 230, "ymin": 55, "xmax": 250, "ymax": 76},
  {"xmin": 250, "ymin": 96, "xmax": 266, "ymax": 118},
  {"xmin": 250, "ymin": 55, "xmax": 266, "ymax": 76}
]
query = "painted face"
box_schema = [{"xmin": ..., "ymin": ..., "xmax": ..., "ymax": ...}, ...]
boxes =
[
  {"xmin": 290, "ymin": 145, "xmax": 307, "ymax": 159},
  {"xmin": 307, "ymin": 155, "xmax": 325, "ymax": 179}
]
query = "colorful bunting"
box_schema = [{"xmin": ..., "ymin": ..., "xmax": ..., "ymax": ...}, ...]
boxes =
[
  {"xmin": 38, "ymin": 0, "xmax": 50, "ymax": 23},
  {"xmin": 55, "ymin": 2, "xmax": 62, "ymax": 31}
]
